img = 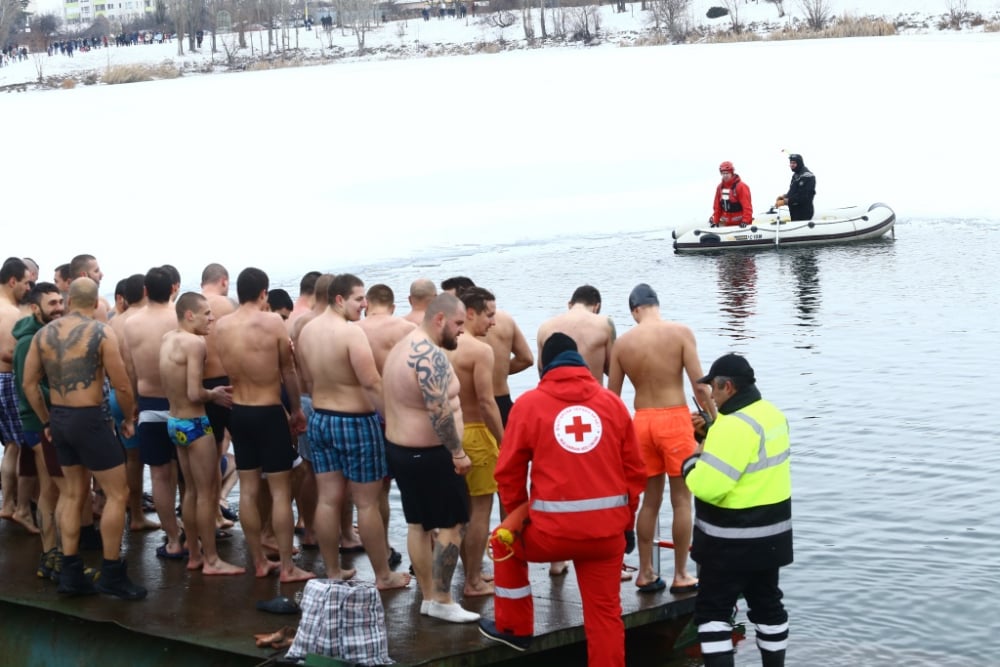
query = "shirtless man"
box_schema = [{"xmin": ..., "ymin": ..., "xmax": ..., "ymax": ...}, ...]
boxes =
[
  {"xmin": 54, "ymin": 264, "xmax": 72, "ymax": 295},
  {"xmin": 214, "ymin": 267, "xmax": 313, "ymax": 583},
  {"xmin": 403, "ymin": 278, "xmax": 437, "ymax": 326},
  {"xmin": 440, "ymin": 277, "xmax": 533, "ymax": 427},
  {"xmin": 22, "ymin": 278, "xmax": 146, "ymax": 600},
  {"xmin": 608, "ymin": 283, "xmax": 715, "ymax": 595},
  {"xmin": 446, "ymin": 286, "xmax": 502, "ymax": 598},
  {"xmin": 382, "ymin": 293, "xmax": 479, "ymax": 623},
  {"xmin": 297, "ymin": 274, "xmax": 407, "ymax": 590},
  {"xmin": 537, "ymin": 285, "xmax": 616, "ymax": 384},
  {"xmin": 160, "ymin": 292, "xmax": 243, "ymax": 575},
  {"xmin": 0, "ymin": 258, "xmax": 39, "ymax": 533},
  {"xmin": 356, "ymin": 283, "xmax": 415, "ymax": 566},
  {"xmin": 200, "ymin": 264, "xmax": 237, "ymax": 520},
  {"xmin": 109, "ymin": 273, "xmax": 159, "ymax": 532},
  {"xmin": 121, "ymin": 267, "xmax": 186, "ymax": 558},
  {"xmin": 289, "ymin": 274, "xmax": 360, "ymax": 553},
  {"xmin": 535, "ymin": 284, "xmax": 617, "ymax": 576},
  {"xmin": 68, "ymin": 255, "xmax": 110, "ymax": 322},
  {"xmin": 286, "ymin": 270, "xmax": 322, "ymax": 329}
]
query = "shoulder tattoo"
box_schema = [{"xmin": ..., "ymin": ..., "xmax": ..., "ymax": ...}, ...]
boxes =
[{"xmin": 42, "ymin": 319, "xmax": 106, "ymax": 397}]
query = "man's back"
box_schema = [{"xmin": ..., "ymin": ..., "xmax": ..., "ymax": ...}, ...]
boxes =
[
  {"xmin": 36, "ymin": 314, "xmax": 115, "ymax": 407},
  {"xmin": 383, "ymin": 329, "xmax": 460, "ymax": 447},
  {"xmin": 537, "ymin": 307, "xmax": 614, "ymax": 383},
  {"xmin": 486, "ymin": 310, "xmax": 532, "ymax": 397},
  {"xmin": 123, "ymin": 303, "xmax": 177, "ymax": 397},
  {"xmin": 202, "ymin": 293, "xmax": 235, "ymax": 379},
  {"xmin": 611, "ymin": 317, "xmax": 698, "ymax": 409},
  {"xmin": 297, "ymin": 312, "xmax": 376, "ymax": 412},
  {"xmin": 357, "ymin": 313, "xmax": 416, "ymax": 375},
  {"xmin": 215, "ymin": 306, "xmax": 286, "ymax": 405}
]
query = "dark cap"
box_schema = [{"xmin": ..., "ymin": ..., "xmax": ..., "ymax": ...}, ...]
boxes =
[
  {"xmin": 628, "ymin": 283, "xmax": 659, "ymax": 311},
  {"xmin": 698, "ymin": 353, "xmax": 756, "ymax": 385},
  {"xmin": 541, "ymin": 332, "xmax": 578, "ymax": 369},
  {"xmin": 788, "ymin": 153, "xmax": 803, "ymax": 163}
]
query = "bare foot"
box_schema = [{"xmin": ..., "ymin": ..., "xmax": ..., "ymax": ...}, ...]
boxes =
[
  {"xmin": 216, "ymin": 517, "xmax": 234, "ymax": 530},
  {"xmin": 279, "ymin": 565, "xmax": 316, "ymax": 583},
  {"xmin": 255, "ymin": 560, "xmax": 282, "ymax": 578},
  {"xmin": 671, "ymin": 573, "xmax": 699, "ymax": 591},
  {"xmin": 463, "ymin": 579, "xmax": 495, "ymax": 597},
  {"xmin": 549, "ymin": 561, "xmax": 569, "ymax": 576},
  {"xmin": 376, "ymin": 571, "xmax": 412, "ymax": 591},
  {"xmin": 0, "ymin": 510, "xmax": 14, "ymax": 520},
  {"xmin": 336, "ymin": 568, "xmax": 357, "ymax": 580},
  {"xmin": 130, "ymin": 516, "xmax": 161, "ymax": 532},
  {"xmin": 262, "ymin": 539, "xmax": 300, "ymax": 556},
  {"xmin": 187, "ymin": 555, "xmax": 205, "ymax": 571},
  {"xmin": 621, "ymin": 563, "xmax": 637, "ymax": 582},
  {"xmin": 11, "ymin": 512, "xmax": 40, "ymax": 535},
  {"xmin": 203, "ymin": 558, "xmax": 247, "ymax": 576}
]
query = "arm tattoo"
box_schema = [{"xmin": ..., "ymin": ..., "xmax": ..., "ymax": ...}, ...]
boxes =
[
  {"xmin": 408, "ymin": 338, "xmax": 462, "ymax": 453},
  {"xmin": 42, "ymin": 318, "xmax": 106, "ymax": 397}
]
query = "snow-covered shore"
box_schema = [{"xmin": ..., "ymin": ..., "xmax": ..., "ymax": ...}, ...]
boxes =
[{"xmin": 3, "ymin": 0, "xmax": 998, "ymax": 88}]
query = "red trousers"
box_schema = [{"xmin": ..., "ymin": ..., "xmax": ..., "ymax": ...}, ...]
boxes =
[{"xmin": 492, "ymin": 522, "xmax": 625, "ymax": 667}]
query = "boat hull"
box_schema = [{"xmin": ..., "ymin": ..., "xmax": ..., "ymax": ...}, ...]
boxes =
[{"xmin": 672, "ymin": 202, "xmax": 895, "ymax": 253}]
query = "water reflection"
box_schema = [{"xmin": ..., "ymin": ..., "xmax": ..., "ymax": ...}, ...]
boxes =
[
  {"xmin": 790, "ymin": 250, "xmax": 821, "ymax": 325},
  {"xmin": 716, "ymin": 252, "xmax": 757, "ymax": 340}
]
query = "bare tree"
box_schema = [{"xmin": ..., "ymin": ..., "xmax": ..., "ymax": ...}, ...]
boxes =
[
  {"xmin": 567, "ymin": 4, "xmax": 599, "ymax": 41},
  {"xmin": 520, "ymin": 0, "xmax": 534, "ymax": 42},
  {"xmin": 797, "ymin": 0, "xmax": 830, "ymax": 30},
  {"xmin": 1, "ymin": 0, "xmax": 24, "ymax": 45},
  {"xmin": 647, "ymin": 0, "xmax": 690, "ymax": 42},
  {"xmin": 721, "ymin": 0, "xmax": 742, "ymax": 33},
  {"xmin": 339, "ymin": 0, "xmax": 375, "ymax": 52},
  {"xmin": 945, "ymin": 0, "xmax": 968, "ymax": 28},
  {"xmin": 766, "ymin": 0, "xmax": 785, "ymax": 18}
]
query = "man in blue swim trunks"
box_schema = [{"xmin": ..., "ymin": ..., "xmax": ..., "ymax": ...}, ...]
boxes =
[
  {"xmin": 160, "ymin": 292, "xmax": 243, "ymax": 576},
  {"xmin": 122, "ymin": 267, "xmax": 186, "ymax": 558},
  {"xmin": 297, "ymin": 273, "xmax": 410, "ymax": 590}
]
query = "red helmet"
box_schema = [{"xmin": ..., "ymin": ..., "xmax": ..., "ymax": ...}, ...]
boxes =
[{"xmin": 719, "ymin": 161, "xmax": 735, "ymax": 173}]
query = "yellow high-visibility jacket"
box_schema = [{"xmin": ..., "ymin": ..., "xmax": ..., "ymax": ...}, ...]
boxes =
[{"xmin": 682, "ymin": 392, "xmax": 793, "ymax": 570}]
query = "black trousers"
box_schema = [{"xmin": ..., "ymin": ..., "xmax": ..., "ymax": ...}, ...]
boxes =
[{"xmin": 695, "ymin": 564, "xmax": 788, "ymax": 659}]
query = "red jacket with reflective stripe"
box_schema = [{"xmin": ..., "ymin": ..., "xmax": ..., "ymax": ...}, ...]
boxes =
[{"xmin": 495, "ymin": 365, "xmax": 646, "ymax": 540}]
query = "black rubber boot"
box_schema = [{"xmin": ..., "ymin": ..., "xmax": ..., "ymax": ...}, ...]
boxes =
[
  {"xmin": 57, "ymin": 554, "xmax": 98, "ymax": 596},
  {"xmin": 79, "ymin": 523, "xmax": 103, "ymax": 551},
  {"xmin": 702, "ymin": 651, "xmax": 736, "ymax": 667},
  {"xmin": 96, "ymin": 559, "xmax": 147, "ymax": 601},
  {"xmin": 761, "ymin": 649, "xmax": 786, "ymax": 667}
]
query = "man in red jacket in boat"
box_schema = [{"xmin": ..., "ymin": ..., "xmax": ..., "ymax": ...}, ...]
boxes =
[
  {"xmin": 711, "ymin": 161, "xmax": 754, "ymax": 227},
  {"xmin": 478, "ymin": 333, "xmax": 646, "ymax": 666}
]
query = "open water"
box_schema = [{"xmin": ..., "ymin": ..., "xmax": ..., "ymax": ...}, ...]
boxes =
[{"xmin": 266, "ymin": 217, "xmax": 998, "ymax": 665}]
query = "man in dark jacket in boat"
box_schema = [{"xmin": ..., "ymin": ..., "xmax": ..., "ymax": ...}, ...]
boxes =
[{"xmin": 776, "ymin": 153, "xmax": 816, "ymax": 221}]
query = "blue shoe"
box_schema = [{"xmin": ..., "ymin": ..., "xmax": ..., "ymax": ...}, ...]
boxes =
[{"xmin": 478, "ymin": 618, "xmax": 531, "ymax": 651}]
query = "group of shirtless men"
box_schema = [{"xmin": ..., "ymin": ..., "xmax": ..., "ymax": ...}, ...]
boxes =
[{"xmin": 0, "ymin": 254, "xmax": 713, "ymax": 619}]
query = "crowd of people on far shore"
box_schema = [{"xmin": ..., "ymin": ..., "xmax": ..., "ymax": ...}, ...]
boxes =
[{"xmin": 0, "ymin": 254, "xmax": 792, "ymax": 666}]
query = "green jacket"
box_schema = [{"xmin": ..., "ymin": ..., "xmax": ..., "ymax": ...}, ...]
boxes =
[{"xmin": 12, "ymin": 315, "xmax": 47, "ymax": 433}]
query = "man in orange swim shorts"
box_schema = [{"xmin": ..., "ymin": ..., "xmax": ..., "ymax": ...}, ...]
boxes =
[{"xmin": 609, "ymin": 283, "xmax": 716, "ymax": 595}]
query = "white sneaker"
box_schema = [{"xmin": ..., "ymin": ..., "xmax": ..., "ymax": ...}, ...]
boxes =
[
  {"xmin": 420, "ymin": 600, "xmax": 431, "ymax": 615},
  {"xmin": 427, "ymin": 600, "xmax": 480, "ymax": 623}
]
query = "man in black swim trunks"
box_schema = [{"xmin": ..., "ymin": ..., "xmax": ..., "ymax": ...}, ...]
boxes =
[{"xmin": 22, "ymin": 278, "xmax": 146, "ymax": 600}]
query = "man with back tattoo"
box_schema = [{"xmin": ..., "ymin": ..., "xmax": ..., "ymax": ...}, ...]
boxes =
[
  {"xmin": 381, "ymin": 293, "xmax": 479, "ymax": 623},
  {"xmin": 22, "ymin": 278, "xmax": 147, "ymax": 600}
]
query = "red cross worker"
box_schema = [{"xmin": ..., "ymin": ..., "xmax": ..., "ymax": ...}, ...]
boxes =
[{"xmin": 479, "ymin": 334, "xmax": 646, "ymax": 665}]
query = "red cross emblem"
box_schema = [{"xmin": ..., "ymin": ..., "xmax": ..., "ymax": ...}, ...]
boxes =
[{"xmin": 554, "ymin": 405, "xmax": 602, "ymax": 454}]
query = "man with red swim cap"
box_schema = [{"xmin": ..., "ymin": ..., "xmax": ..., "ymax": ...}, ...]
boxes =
[
  {"xmin": 711, "ymin": 160, "xmax": 754, "ymax": 227},
  {"xmin": 478, "ymin": 333, "xmax": 646, "ymax": 665}
]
